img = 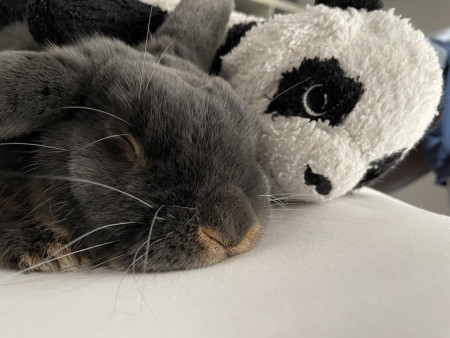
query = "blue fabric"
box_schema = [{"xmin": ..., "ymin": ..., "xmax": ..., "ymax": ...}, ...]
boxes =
[
  {"xmin": 431, "ymin": 41, "xmax": 448, "ymax": 69},
  {"xmin": 424, "ymin": 39, "xmax": 450, "ymax": 185}
]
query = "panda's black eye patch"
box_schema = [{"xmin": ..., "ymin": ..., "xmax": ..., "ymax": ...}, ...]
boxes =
[
  {"xmin": 266, "ymin": 57, "xmax": 364, "ymax": 127},
  {"xmin": 354, "ymin": 149, "xmax": 406, "ymax": 189},
  {"xmin": 315, "ymin": 0, "xmax": 383, "ymax": 11}
]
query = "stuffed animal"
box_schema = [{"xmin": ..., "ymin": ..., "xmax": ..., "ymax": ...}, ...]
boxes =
[{"xmin": 1, "ymin": 0, "xmax": 442, "ymax": 202}]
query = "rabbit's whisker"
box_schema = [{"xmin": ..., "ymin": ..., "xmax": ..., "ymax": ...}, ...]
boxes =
[
  {"xmin": 76, "ymin": 134, "xmax": 131, "ymax": 152},
  {"xmin": 2, "ymin": 241, "xmax": 117, "ymax": 280},
  {"xmin": 0, "ymin": 143, "xmax": 69, "ymax": 152},
  {"xmin": 0, "ymin": 171, "xmax": 155, "ymax": 210},
  {"xmin": 142, "ymin": 205, "xmax": 165, "ymax": 272},
  {"xmin": 129, "ymin": 211, "xmax": 193, "ymax": 274},
  {"xmin": 259, "ymin": 194, "xmax": 286, "ymax": 208},
  {"xmin": 270, "ymin": 195, "xmax": 313, "ymax": 200},
  {"xmin": 61, "ymin": 221, "xmax": 142, "ymax": 255},
  {"xmin": 115, "ymin": 249, "xmax": 150, "ymax": 311},
  {"xmin": 259, "ymin": 193, "xmax": 317, "ymax": 200},
  {"xmin": 269, "ymin": 198, "xmax": 288, "ymax": 209},
  {"xmin": 21, "ymin": 162, "xmax": 41, "ymax": 173},
  {"xmin": 131, "ymin": 230, "xmax": 176, "ymax": 274},
  {"xmin": 61, "ymin": 106, "xmax": 132, "ymax": 126},
  {"xmin": 132, "ymin": 236, "xmax": 169, "ymax": 273},
  {"xmin": 262, "ymin": 195, "xmax": 312, "ymax": 197},
  {"xmin": 132, "ymin": 214, "xmax": 195, "ymax": 272},
  {"xmin": 265, "ymin": 75, "xmax": 318, "ymax": 103},
  {"xmin": 139, "ymin": 5, "xmax": 153, "ymax": 101},
  {"xmin": 143, "ymin": 39, "xmax": 175, "ymax": 96},
  {"xmin": 274, "ymin": 197, "xmax": 319, "ymax": 202},
  {"xmin": 132, "ymin": 240, "xmax": 148, "ymax": 274},
  {"xmin": 115, "ymin": 84, "xmax": 134, "ymax": 111},
  {"xmin": 117, "ymin": 230, "xmax": 175, "ymax": 311}
]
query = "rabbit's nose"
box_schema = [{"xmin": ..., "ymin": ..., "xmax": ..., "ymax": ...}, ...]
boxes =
[
  {"xmin": 197, "ymin": 185, "xmax": 262, "ymax": 265},
  {"xmin": 198, "ymin": 222, "xmax": 261, "ymax": 258},
  {"xmin": 304, "ymin": 165, "xmax": 332, "ymax": 195}
]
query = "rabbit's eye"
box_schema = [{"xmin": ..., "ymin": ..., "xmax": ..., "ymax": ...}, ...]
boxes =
[
  {"xmin": 101, "ymin": 132, "xmax": 145, "ymax": 165},
  {"xmin": 119, "ymin": 134, "xmax": 143, "ymax": 162},
  {"xmin": 120, "ymin": 134, "xmax": 137, "ymax": 153}
]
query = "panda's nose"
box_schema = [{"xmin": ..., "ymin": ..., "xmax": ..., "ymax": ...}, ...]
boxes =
[{"xmin": 304, "ymin": 165, "xmax": 332, "ymax": 195}]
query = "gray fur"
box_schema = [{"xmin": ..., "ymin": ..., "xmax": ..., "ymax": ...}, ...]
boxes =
[
  {"xmin": 139, "ymin": 0, "xmax": 233, "ymax": 72},
  {"xmin": 0, "ymin": 21, "xmax": 39, "ymax": 52},
  {"xmin": 0, "ymin": 0, "xmax": 270, "ymax": 272}
]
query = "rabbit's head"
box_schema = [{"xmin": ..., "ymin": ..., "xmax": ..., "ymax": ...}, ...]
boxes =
[{"xmin": 0, "ymin": 0, "xmax": 270, "ymax": 272}]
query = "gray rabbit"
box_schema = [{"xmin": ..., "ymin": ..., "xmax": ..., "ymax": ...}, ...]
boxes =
[{"xmin": 0, "ymin": 0, "xmax": 270, "ymax": 272}]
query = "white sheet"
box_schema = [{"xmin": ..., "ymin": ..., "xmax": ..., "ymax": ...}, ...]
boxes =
[{"xmin": 1, "ymin": 188, "xmax": 449, "ymax": 338}]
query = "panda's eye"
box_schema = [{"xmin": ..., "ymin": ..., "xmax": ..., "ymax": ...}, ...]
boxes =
[
  {"xmin": 266, "ymin": 57, "xmax": 364, "ymax": 126},
  {"xmin": 303, "ymin": 84, "xmax": 328, "ymax": 117}
]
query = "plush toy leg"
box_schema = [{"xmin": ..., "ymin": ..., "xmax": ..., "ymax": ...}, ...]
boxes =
[
  {"xmin": 0, "ymin": 0, "xmax": 27, "ymax": 30},
  {"xmin": 27, "ymin": 0, "xmax": 168, "ymax": 46}
]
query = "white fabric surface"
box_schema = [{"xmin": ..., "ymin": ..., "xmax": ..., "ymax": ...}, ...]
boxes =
[{"xmin": 0, "ymin": 188, "xmax": 449, "ymax": 338}]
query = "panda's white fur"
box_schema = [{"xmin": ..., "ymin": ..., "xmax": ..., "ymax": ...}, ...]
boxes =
[{"xmin": 219, "ymin": 5, "xmax": 442, "ymax": 201}]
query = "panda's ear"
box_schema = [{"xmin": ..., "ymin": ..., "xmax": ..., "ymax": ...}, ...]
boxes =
[
  {"xmin": 211, "ymin": 21, "xmax": 259, "ymax": 75},
  {"xmin": 314, "ymin": 0, "xmax": 383, "ymax": 11}
]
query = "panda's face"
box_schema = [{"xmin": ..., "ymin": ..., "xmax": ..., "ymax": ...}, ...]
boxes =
[{"xmin": 220, "ymin": 5, "xmax": 442, "ymax": 201}]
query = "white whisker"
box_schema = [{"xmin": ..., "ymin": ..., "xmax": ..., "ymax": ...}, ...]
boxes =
[
  {"xmin": 0, "ymin": 241, "xmax": 116, "ymax": 283},
  {"xmin": 269, "ymin": 197, "xmax": 288, "ymax": 209},
  {"xmin": 268, "ymin": 76, "xmax": 316, "ymax": 103},
  {"xmin": 143, "ymin": 39, "xmax": 175, "ymax": 96},
  {"xmin": 60, "ymin": 222, "xmax": 142, "ymax": 257},
  {"xmin": 0, "ymin": 172, "xmax": 154, "ymax": 210},
  {"xmin": 139, "ymin": 6, "xmax": 153, "ymax": 101},
  {"xmin": 0, "ymin": 143, "xmax": 69, "ymax": 152},
  {"xmin": 115, "ymin": 84, "xmax": 134, "ymax": 111},
  {"xmin": 61, "ymin": 106, "xmax": 131, "ymax": 126},
  {"xmin": 132, "ymin": 241, "xmax": 148, "ymax": 274},
  {"xmin": 142, "ymin": 205, "xmax": 165, "ymax": 272},
  {"xmin": 76, "ymin": 134, "xmax": 131, "ymax": 152}
]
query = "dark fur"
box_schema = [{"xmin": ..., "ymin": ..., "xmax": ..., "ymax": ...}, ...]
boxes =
[
  {"xmin": 266, "ymin": 57, "xmax": 364, "ymax": 127},
  {"xmin": 27, "ymin": 0, "xmax": 168, "ymax": 46},
  {"xmin": 315, "ymin": 0, "xmax": 383, "ymax": 11},
  {"xmin": 354, "ymin": 150, "xmax": 406, "ymax": 189},
  {"xmin": 0, "ymin": 0, "xmax": 27, "ymax": 30},
  {"xmin": 0, "ymin": 0, "xmax": 270, "ymax": 272},
  {"xmin": 210, "ymin": 21, "xmax": 258, "ymax": 75}
]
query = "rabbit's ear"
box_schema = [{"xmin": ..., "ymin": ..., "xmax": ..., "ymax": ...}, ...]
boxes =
[
  {"xmin": 151, "ymin": 0, "xmax": 232, "ymax": 72},
  {"xmin": 0, "ymin": 50, "xmax": 87, "ymax": 140}
]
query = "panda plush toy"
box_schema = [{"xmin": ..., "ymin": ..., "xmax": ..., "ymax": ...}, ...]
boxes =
[
  {"xmin": 0, "ymin": 0, "xmax": 443, "ymax": 202},
  {"xmin": 216, "ymin": 0, "xmax": 443, "ymax": 201}
]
